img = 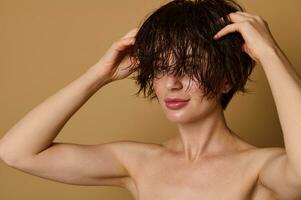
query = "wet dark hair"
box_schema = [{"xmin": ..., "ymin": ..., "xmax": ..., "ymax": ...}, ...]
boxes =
[{"xmin": 127, "ymin": 0, "xmax": 256, "ymax": 110}]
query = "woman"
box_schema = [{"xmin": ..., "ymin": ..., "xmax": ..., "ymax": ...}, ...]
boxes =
[{"xmin": 1, "ymin": 0, "xmax": 301, "ymax": 199}]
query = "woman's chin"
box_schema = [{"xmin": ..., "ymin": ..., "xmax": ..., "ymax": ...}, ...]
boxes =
[{"xmin": 166, "ymin": 114, "xmax": 191, "ymax": 123}]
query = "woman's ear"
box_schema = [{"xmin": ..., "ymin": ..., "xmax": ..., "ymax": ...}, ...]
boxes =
[{"xmin": 221, "ymin": 78, "xmax": 232, "ymax": 93}]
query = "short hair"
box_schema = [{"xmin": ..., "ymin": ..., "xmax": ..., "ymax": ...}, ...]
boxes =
[{"xmin": 127, "ymin": 0, "xmax": 256, "ymax": 110}]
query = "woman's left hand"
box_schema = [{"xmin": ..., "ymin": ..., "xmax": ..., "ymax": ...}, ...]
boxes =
[{"xmin": 213, "ymin": 11, "xmax": 279, "ymax": 63}]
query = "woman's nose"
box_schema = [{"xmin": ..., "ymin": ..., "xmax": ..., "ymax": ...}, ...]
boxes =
[{"xmin": 165, "ymin": 74, "xmax": 183, "ymax": 90}]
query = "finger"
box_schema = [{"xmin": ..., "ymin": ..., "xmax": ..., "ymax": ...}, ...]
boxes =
[
  {"xmin": 114, "ymin": 37, "xmax": 136, "ymax": 51},
  {"xmin": 236, "ymin": 11, "xmax": 266, "ymax": 24},
  {"xmin": 226, "ymin": 12, "xmax": 253, "ymax": 23},
  {"xmin": 121, "ymin": 28, "xmax": 139, "ymax": 39},
  {"xmin": 213, "ymin": 22, "xmax": 242, "ymax": 39},
  {"xmin": 235, "ymin": 11, "xmax": 256, "ymax": 18},
  {"xmin": 217, "ymin": 11, "xmax": 251, "ymax": 25},
  {"xmin": 241, "ymin": 43, "xmax": 246, "ymax": 52}
]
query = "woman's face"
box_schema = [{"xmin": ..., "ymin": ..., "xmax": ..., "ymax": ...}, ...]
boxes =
[{"xmin": 153, "ymin": 72, "xmax": 221, "ymax": 124}]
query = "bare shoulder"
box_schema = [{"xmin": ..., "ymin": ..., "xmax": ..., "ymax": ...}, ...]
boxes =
[
  {"xmin": 253, "ymin": 146, "xmax": 287, "ymax": 177},
  {"xmin": 111, "ymin": 140, "xmax": 162, "ymax": 157},
  {"xmin": 248, "ymin": 146, "xmax": 286, "ymax": 163},
  {"xmin": 108, "ymin": 140, "xmax": 162, "ymax": 172},
  {"xmin": 240, "ymin": 146, "xmax": 286, "ymax": 170}
]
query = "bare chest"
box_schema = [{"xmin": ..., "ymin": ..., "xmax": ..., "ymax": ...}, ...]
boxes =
[{"xmin": 126, "ymin": 150, "xmax": 277, "ymax": 200}]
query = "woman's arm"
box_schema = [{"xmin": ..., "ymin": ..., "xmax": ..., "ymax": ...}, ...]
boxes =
[
  {"xmin": 214, "ymin": 11, "xmax": 301, "ymax": 199},
  {"xmin": 0, "ymin": 28, "xmax": 139, "ymax": 188},
  {"xmin": 0, "ymin": 65, "xmax": 110, "ymax": 164},
  {"xmin": 0, "ymin": 27, "xmax": 138, "ymax": 165}
]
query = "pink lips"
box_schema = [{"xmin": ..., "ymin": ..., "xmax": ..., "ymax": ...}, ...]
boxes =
[{"xmin": 164, "ymin": 98, "xmax": 190, "ymax": 110}]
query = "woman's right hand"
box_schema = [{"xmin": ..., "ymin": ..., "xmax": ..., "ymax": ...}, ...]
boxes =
[{"xmin": 92, "ymin": 28, "xmax": 139, "ymax": 82}]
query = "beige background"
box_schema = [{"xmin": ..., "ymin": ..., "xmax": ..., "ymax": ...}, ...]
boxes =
[{"xmin": 0, "ymin": 0, "xmax": 300, "ymax": 199}]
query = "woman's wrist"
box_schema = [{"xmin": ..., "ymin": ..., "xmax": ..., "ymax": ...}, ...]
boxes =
[
  {"xmin": 258, "ymin": 45, "xmax": 281, "ymax": 65},
  {"xmin": 84, "ymin": 64, "xmax": 113, "ymax": 93}
]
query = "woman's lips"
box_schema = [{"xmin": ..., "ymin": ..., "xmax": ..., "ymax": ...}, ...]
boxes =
[{"xmin": 165, "ymin": 100, "xmax": 190, "ymax": 110}]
